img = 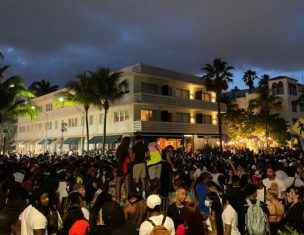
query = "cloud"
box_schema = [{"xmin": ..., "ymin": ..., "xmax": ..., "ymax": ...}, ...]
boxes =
[{"xmin": 0, "ymin": 0, "xmax": 303, "ymax": 88}]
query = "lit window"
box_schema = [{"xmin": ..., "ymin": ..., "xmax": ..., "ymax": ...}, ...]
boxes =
[{"xmin": 141, "ymin": 110, "xmax": 153, "ymax": 121}]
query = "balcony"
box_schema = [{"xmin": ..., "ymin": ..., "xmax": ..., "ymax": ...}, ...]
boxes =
[
  {"xmin": 133, "ymin": 93, "xmax": 226, "ymax": 112},
  {"xmin": 133, "ymin": 121, "xmax": 223, "ymax": 135}
]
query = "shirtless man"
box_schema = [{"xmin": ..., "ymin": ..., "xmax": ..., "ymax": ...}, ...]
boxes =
[{"xmin": 124, "ymin": 187, "xmax": 147, "ymax": 229}]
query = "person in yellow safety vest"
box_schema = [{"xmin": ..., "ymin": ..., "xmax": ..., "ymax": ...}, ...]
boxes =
[{"xmin": 147, "ymin": 142, "xmax": 163, "ymax": 186}]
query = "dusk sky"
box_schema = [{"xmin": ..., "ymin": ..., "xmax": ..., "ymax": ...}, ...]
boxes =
[{"xmin": 1, "ymin": 0, "xmax": 304, "ymax": 89}]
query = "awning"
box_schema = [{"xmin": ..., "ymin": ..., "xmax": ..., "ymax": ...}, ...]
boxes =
[
  {"xmin": 63, "ymin": 137, "xmax": 81, "ymax": 145},
  {"xmin": 89, "ymin": 135, "xmax": 121, "ymax": 144},
  {"xmin": 38, "ymin": 139, "xmax": 53, "ymax": 145}
]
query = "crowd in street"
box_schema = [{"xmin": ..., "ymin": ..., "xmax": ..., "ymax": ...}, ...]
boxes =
[{"xmin": 1, "ymin": 135, "xmax": 304, "ymax": 235}]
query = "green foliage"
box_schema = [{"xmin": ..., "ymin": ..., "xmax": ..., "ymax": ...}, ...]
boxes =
[
  {"xmin": 278, "ymin": 226, "xmax": 300, "ymax": 235},
  {"xmin": 28, "ymin": 79, "xmax": 59, "ymax": 97},
  {"xmin": 242, "ymin": 69, "xmax": 258, "ymax": 91},
  {"xmin": 0, "ymin": 52, "xmax": 38, "ymax": 123},
  {"xmin": 201, "ymin": 58, "xmax": 234, "ymax": 153}
]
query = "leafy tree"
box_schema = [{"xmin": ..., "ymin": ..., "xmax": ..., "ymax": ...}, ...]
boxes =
[
  {"xmin": 248, "ymin": 86, "xmax": 283, "ymax": 149},
  {"xmin": 29, "ymin": 79, "xmax": 59, "ymax": 97},
  {"xmin": 242, "ymin": 69, "xmax": 258, "ymax": 91},
  {"xmin": 90, "ymin": 67, "xmax": 123, "ymax": 152},
  {"xmin": 55, "ymin": 72, "xmax": 95, "ymax": 152},
  {"xmin": 201, "ymin": 58, "xmax": 234, "ymax": 153},
  {"xmin": 0, "ymin": 53, "xmax": 38, "ymax": 124},
  {"xmin": 258, "ymin": 74, "xmax": 270, "ymax": 88}
]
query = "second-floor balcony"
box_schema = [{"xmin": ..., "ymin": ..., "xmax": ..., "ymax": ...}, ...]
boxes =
[
  {"xmin": 133, "ymin": 92, "xmax": 226, "ymax": 112},
  {"xmin": 133, "ymin": 120, "xmax": 223, "ymax": 135}
]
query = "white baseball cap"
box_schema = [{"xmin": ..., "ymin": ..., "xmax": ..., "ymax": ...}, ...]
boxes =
[{"xmin": 146, "ymin": 194, "xmax": 161, "ymax": 209}]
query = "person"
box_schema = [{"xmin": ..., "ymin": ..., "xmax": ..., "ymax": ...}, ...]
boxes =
[
  {"xmin": 18, "ymin": 186, "xmax": 49, "ymax": 235},
  {"xmin": 61, "ymin": 192, "xmax": 90, "ymax": 235},
  {"xmin": 124, "ymin": 186, "xmax": 147, "ymax": 229},
  {"xmin": 262, "ymin": 165, "xmax": 286, "ymax": 196},
  {"xmin": 251, "ymin": 174, "xmax": 266, "ymax": 202},
  {"xmin": 225, "ymin": 175, "xmax": 245, "ymax": 234},
  {"xmin": 89, "ymin": 192, "xmax": 112, "ymax": 235},
  {"xmin": 167, "ymin": 184, "xmax": 187, "ymax": 229},
  {"xmin": 132, "ymin": 135, "xmax": 149, "ymax": 199},
  {"xmin": 222, "ymin": 196, "xmax": 241, "ymax": 235},
  {"xmin": 195, "ymin": 172, "xmax": 210, "ymax": 213},
  {"xmin": 115, "ymin": 136, "xmax": 132, "ymax": 203},
  {"xmin": 147, "ymin": 142, "xmax": 163, "ymax": 185},
  {"xmin": 102, "ymin": 201, "xmax": 137, "ymax": 235},
  {"xmin": 284, "ymin": 186, "xmax": 304, "ymax": 233},
  {"xmin": 243, "ymin": 184, "xmax": 269, "ymax": 235},
  {"xmin": 139, "ymin": 194, "xmax": 175, "ymax": 235},
  {"xmin": 160, "ymin": 145, "xmax": 175, "ymax": 198},
  {"xmin": 71, "ymin": 185, "xmax": 89, "ymax": 220},
  {"xmin": 266, "ymin": 189, "xmax": 285, "ymax": 235},
  {"xmin": 176, "ymin": 205, "xmax": 209, "ymax": 235}
]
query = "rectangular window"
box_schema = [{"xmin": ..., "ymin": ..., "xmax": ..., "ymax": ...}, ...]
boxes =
[
  {"xmin": 119, "ymin": 80, "xmax": 129, "ymax": 94},
  {"xmin": 45, "ymin": 103, "xmax": 53, "ymax": 111},
  {"xmin": 292, "ymin": 101, "xmax": 297, "ymax": 112},
  {"xmin": 195, "ymin": 91, "xmax": 202, "ymax": 100},
  {"xmin": 19, "ymin": 126, "xmax": 26, "ymax": 133},
  {"xmin": 141, "ymin": 110, "xmax": 155, "ymax": 121},
  {"xmin": 141, "ymin": 83, "xmax": 158, "ymax": 94},
  {"xmin": 89, "ymin": 115, "xmax": 93, "ymax": 125},
  {"xmin": 176, "ymin": 112, "xmax": 190, "ymax": 123},
  {"xmin": 202, "ymin": 93, "xmax": 211, "ymax": 102},
  {"xmin": 202, "ymin": 115, "xmax": 212, "ymax": 124},
  {"xmin": 196, "ymin": 113, "xmax": 202, "ymax": 124},
  {"xmin": 176, "ymin": 88, "xmax": 190, "ymax": 99},
  {"xmin": 161, "ymin": 111, "xmax": 172, "ymax": 122},
  {"xmin": 300, "ymin": 103, "xmax": 304, "ymax": 112},
  {"xmin": 289, "ymin": 83, "xmax": 297, "ymax": 95},
  {"xmin": 99, "ymin": 113, "xmax": 104, "ymax": 124},
  {"xmin": 114, "ymin": 112, "xmax": 119, "ymax": 122},
  {"xmin": 38, "ymin": 123, "xmax": 42, "ymax": 131},
  {"xmin": 125, "ymin": 110, "xmax": 129, "ymax": 121},
  {"xmin": 55, "ymin": 121, "xmax": 58, "ymax": 129},
  {"xmin": 68, "ymin": 118, "xmax": 78, "ymax": 127},
  {"xmin": 45, "ymin": 122, "xmax": 52, "ymax": 130},
  {"xmin": 120, "ymin": 111, "xmax": 124, "ymax": 122}
]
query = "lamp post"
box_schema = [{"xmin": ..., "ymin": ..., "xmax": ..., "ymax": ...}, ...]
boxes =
[
  {"xmin": 60, "ymin": 122, "xmax": 67, "ymax": 154},
  {"xmin": 44, "ymin": 112, "xmax": 49, "ymax": 153}
]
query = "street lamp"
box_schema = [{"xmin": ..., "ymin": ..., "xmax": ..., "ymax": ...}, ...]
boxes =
[{"xmin": 60, "ymin": 122, "xmax": 67, "ymax": 153}]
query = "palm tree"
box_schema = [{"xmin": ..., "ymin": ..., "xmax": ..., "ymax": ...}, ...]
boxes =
[
  {"xmin": 201, "ymin": 58, "xmax": 234, "ymax": 153},
  {"xmin": 242, "ymin": 69, "xmax": 258, "ymax": 91},
  {"xmin": 0, "ymin": 53, "xmax": 38, "ymax": 123},
  {"xmin": 55, "ymin": 72, "xmax": 95, "ymax": 152},
  {"xmin": 29, "ymin": 79, "xmax": 59, "ymax": 97},
  {"xmin": 258, "ymin": 74, "xmax": 270, "ymax": 88},
  {"xmin": 248, "ymin": 86, "xmax": 282, "ymax": 149},
  {"xmin": 90, "ymin": 67, "xmax": 123, "ymax": 152}
]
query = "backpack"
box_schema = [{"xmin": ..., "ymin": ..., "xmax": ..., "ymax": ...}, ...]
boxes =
[
  {"xmin": 147, "ymin": 215, "xmax": 170, "ymax": 235},
  {"xmin": 245, "ymin": 199, "xmax": 267, "ymax": 235}
]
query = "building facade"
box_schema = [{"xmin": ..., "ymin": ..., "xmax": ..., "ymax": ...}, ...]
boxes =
[
  {"xmin": 232, "ymin": 76, "xmax": 304, "ymax": 128},
  {"xmin": 16, "ymin": 63, "xmax": 225, "ymax": 154}
]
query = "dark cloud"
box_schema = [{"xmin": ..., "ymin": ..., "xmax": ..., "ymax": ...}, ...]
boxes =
[{"xmin": 0, "ymin": 0, "xmax": 303, "ymax": 87}]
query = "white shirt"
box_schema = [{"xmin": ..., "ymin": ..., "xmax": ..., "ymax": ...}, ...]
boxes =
[
  {"xmin": 81, "ymin": 207, "xmax": 90, "ymax": 220},
  {"xmin": 262, "ymin": 177, "xmax": 286, "ymax": 194},
  {"xmin": 139, "ymin": 214, "xmax": 175, "ymax": 235},
  {"xmin": 19, "ymin": 205, "xmax": 47, "ymax": 235},
  {"xmin": 222, "ymin": 204, "xmax": 241, "ymax": 235},
  {"xmin": 257, "ymin": 187, "xmax": 265, "ymax": 202}
]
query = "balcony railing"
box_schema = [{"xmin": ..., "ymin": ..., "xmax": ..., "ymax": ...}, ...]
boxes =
[
  {"xmin": 133, "ymin": 93, "xmax": 226, "ymax": 112},
  {"xmin": 133, "ymin": 121, "xmax": 223, "ymax": 134}
]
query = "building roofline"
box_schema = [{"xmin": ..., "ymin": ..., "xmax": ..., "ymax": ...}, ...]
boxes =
[
  {"xmin": 117, "ymin": 63, "xmax": 203, "ymax": 85},
  {"xmin": 269, "ymin": 76, "xmax": 297, "ymax": 82}
]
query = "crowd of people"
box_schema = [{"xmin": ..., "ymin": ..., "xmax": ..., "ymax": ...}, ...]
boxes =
[{"xmin": 1, "ymin": 135, "xmax": 304, "ymax": 235}]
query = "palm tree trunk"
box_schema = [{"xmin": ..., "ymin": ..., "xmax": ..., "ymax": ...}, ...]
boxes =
[
  {"xmin": 85, "ymin": 107, "xmax": 90, "ymax": 152},
  {"xmin": 217, "ymin": 94, "xmax": 223, "ymax": 154},
  {"xmin": 102, "ymin": 106, "xmax": 108, "ymax": 152},
  {"xmin": 265, "ymin": 109, "xmax": 268, "ymax": 151}
]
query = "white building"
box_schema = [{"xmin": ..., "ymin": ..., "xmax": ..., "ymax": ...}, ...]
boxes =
[
  {"xmin": 16, "ymin": 63, "xmax": 225, "ymax": 154},
  {"xmin": 231, "ymin": 76, "xmax": 304, "ymax": 129}
]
